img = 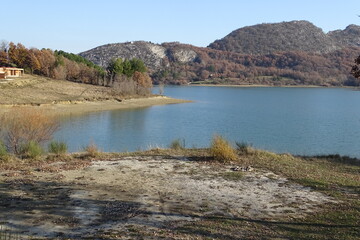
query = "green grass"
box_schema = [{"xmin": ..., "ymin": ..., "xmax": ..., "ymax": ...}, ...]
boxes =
[
  {"xmin": 0, "ymin": 142, "xmax": 10, "ymax": 162},
  {"xmin": 48, "ymin": 140, "xmax": 68, "ymax": 155},
  {"xmin": 19, "ymin": 141, "xmax": 43, "ymax": 159}
]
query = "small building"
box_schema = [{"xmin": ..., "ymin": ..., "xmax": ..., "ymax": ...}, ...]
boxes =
[
  {"xmin": 0, "ymin": 70, "xmax": 5, "ymax": 79},
  {"xmin": 0, "ymin": 67, "xmax": 24, "ymax": 79}
]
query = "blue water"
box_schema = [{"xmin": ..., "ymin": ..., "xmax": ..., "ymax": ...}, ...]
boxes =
[{"xmin": 54, "ymin": 86, "xmax": 360, "ymax": 157}]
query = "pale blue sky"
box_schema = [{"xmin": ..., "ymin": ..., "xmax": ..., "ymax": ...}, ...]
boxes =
[{"xmin": 2, "ymin": 0, "xmax": 359, "ymax": 53}]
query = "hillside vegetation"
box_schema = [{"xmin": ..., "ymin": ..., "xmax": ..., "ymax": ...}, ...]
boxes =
[
  {"xmin": 208, "ymin": 20, "xmax": 360, "ymax": 54},
  {"xmin": 0, "ymin": 42, "xmax": 153, "ymax": 96},
  {"xmin": 80, "ymin": 21, "xmax": 360, "ymax": 86}
]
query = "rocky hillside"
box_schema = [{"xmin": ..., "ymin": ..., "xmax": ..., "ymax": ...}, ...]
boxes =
[
  {"xmin": 328, "ymin": 24, "xmax": 360, "ymax": 47},
  {"xmin": 79, "ymin": 41, "xmax": 198, "ymax": 71},
  {"xmin": 79, "ymin": 21, "xmax": 360, "ymax": 86},
  {"xmin": 79, "ymin": 41, "xmax": 166, "ymax": 70}
]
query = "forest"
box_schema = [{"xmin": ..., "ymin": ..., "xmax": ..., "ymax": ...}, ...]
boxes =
[
  {"xmin": 152, "ymin": 43, "xmax": 360, "ymax": 86},
  {"xmin": 0, "ymin": 42, "xmax": 152, "ymax": 96}
]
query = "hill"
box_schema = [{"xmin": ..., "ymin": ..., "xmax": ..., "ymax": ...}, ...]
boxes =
[
  {"xmin": 208, "ymin": 21, "xmax": 338, "ymax": 54},
  {"xmin": 79, "ymin": 21, "xmax": 360, "ymax": 86},
  {"xmin": 208, "ymin": 20, "xmax": 360, "ymax": 54}
]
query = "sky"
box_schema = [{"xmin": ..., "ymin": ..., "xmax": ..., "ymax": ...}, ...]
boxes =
[{"xmin": 2, "ymin": 0, "xmax": 359, "ymax": 53}]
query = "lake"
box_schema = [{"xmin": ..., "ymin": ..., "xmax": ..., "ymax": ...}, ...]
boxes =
[{"xmin": 54, "ymin": 86, "xmax": 360, "ymax": 157}]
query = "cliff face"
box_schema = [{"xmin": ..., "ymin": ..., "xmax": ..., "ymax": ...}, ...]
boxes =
[{"xmin": 79, "ymin": 21, "xmax": 360, "ymax": 86}]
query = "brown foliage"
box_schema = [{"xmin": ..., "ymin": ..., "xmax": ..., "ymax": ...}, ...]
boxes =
[
  {"xmin": 1, "ymin": 42, "xmax": 106, "ymax": 87},
  {"xmin": 152, "ymin": 43, "xmax": 360, "ymax": 86},
  {"xmin": 351, "ymin": 55, "xmax": 360, "ymax": 79},
  {"xmin": 0, "ymin": 108, "xmax": 59, "ymax": 154},
  {"xmin": 133, "ymin": 71, "xmax": 152, "ymax": 95}
]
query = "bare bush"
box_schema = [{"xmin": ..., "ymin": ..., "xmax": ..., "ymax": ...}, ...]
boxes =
[
  {"xmin": 111, "ymin": 75, "xmax": 137, "ymax": 96},
  {"xmin": 0, "ymin": 108, "xmax": 59, "ymax": 154}
]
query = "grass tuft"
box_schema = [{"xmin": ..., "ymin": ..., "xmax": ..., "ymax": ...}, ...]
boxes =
[
  {"xmin": 169, "ymin": 138, "xmax": 185, "ymax": 150},
  {"xmin": 0, "ymin": 141, "xmax": 9, "ymax": 161},
  {"xmin": 83, "ymin": 141, "xmax": 100, "ymax": 158},
  {"xmin": 48, "ymin": 140, "xmax": 68, "ymax": 155},
  {"xmin": 209, "ymin": 135, "xmax": 237, "ymax": 163},
  {"xmin": 19, "ymin": 141, "xmax": 43, "ymax": 159},
  {"xmin": 236, "ymin": 141, "xmax": 254, "ymax": 155}
]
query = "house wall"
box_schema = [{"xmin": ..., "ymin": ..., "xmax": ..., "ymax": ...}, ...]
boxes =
[{"xmin": 0, "ymin": 67, "xmax": 24, "ymax": 78}]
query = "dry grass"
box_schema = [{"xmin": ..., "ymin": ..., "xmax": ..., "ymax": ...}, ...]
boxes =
[
  {"xmin": 247, "ymin": 150, "xmax": 360, "ymax": 191},
  {"xmin": 83, "ymin": 141, "xmax": 100, "ymax": 158},
  {"xmin": 0, "ymin": 74, "xmax": 115, "ymax": 105},
  {"xmin": 209, "ymin": 135, "xmax": 238, "ymax": 163},
  {"xmin": 0, "ymin": 147, "xmax": 358, "ymax": 239}
]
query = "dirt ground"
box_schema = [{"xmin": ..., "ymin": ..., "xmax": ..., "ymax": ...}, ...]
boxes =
[
  {"xmin": 0, "ymin": 155, "xmax": 335, "ymax": 239},
  {"xmin": 0, "ymin": 74, "xmax": 190, "ymax": 115}
]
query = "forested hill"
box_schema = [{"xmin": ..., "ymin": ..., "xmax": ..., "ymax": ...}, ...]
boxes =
[
  {"xmin": 79, "ymin": 21, "xmax": 360, "ymax": 86},
  {"xmin": 208, "ymin": 20, "xmax": 360, "ymax": 54}
]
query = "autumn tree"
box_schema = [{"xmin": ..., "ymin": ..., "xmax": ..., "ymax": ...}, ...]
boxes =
[
  {"xmin": 133, "ymin": 71, "xmax": 152, "ymax": 95},
  {"xmin": 8, "ymin": 42, "xmax": 29, "ymax": 67},
  {"xmin": 351, "ymin": 55, "xmax": 360, "ymax": 78}
]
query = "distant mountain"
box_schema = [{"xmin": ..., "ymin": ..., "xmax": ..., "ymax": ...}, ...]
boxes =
[
  {"xmin": 79, "ymin": 21, "xmax": 360, "ymax": 86},
  {"xmin": 208, "ymin": 20, "xmax": 359, "ymax": 54}
]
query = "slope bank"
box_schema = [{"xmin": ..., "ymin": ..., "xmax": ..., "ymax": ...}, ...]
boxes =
[{"xmin": 0, "ymin": 74, "xmax": 190, "ymax": 115}]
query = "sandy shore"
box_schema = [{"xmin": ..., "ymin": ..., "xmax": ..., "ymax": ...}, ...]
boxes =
[
  {"xmin": 0, "ymin": 155, "xmax": 335, "ymax": 238},
  {"xmin": 0, "ymin": 96, "xmax": 192, "ymax": 116}
]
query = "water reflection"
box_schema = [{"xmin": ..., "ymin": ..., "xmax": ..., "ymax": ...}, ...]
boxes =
[{"xmin": 55, "ymin": 86, "xmax": 360, "ymax": 157}]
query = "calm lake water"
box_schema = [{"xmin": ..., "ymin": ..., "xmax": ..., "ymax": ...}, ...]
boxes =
[{"xmin": 54, "ymin": 86, "xmax": 360, "ymax": 157}]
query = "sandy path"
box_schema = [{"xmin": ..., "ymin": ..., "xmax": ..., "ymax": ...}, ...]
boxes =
[{"xmin": 0, "ymin": 156, "xmax": 335, "ymax": 238}]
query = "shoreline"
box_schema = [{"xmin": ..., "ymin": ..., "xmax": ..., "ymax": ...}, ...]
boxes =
[
  {"xmin": 189, "ymin": 83, "xmax": 346, "ymax": 88},
  {"xmin": 0, "ymin": 96, "xmax": 192, "ymax": 116}
]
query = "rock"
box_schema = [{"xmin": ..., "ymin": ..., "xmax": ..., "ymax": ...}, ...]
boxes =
[{"xmin": 230, "ymin": 166, "xmax": 254, "ymax": 172}]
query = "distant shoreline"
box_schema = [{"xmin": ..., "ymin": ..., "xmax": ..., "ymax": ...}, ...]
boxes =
[
  {"xmin": 189, "ymin": 83, "xmax": 331, "ymax": 88},
  {"xmin": 0, "ymin": 96, "xmax": 192, "ymax": 116}
]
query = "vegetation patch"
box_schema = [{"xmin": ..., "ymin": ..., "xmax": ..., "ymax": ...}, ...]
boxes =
[
  {"xmin": 0, "ymin": 140, "xmax": 358, "ymax": 239},
  {"xmin": 209, "ymin": 135, "xmax": 238, "ymax": 163},
  {"xmin": 48, "ymin": 140, "xmax": 68, "ymax": 155}
]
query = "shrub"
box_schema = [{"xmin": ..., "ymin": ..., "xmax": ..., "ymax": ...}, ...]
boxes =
[
  {"xmin": 48, "ymin": 141, "xmax": 68, "ymax": 155},
  {"xmin": 169, "ymin": 138, "xmax": 185, "ymax": 150},
  {"xmin": 210, "ymin": 135, "xmax": 237, "ymax": 162},
  {"xmin": 83, "ymin": 141, "xmax": 99, "ymax": 158},
  {"xmin": 236, "ymin": 141, "xmax": 253, "ymax": 155},
  {"xmin": 19, "ymin": 141, "xmax": 43, "ymax": 159},
  {"xmin": 0, "ymin": 108, "xmax": 59, "ymax": 154}
]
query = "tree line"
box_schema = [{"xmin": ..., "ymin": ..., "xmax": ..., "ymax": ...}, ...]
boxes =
[
  {"xmin": 152, "ymin": 43, "xmax": 360, "ymax": 86},
  {"xmin": 0, "ymin": 41, "xmax": 152, "ymax": 96}
]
